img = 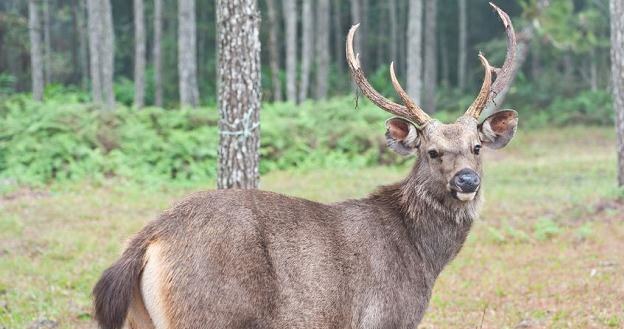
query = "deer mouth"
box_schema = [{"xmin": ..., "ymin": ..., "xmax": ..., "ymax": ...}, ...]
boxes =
[{"xmin": 452, "ymin": 190, "xmax": 477, "ymax": 202}]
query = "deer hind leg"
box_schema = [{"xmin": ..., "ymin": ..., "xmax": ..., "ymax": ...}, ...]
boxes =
[
  {"xmin": 127, "ymin": 242, "xmax": 171, "ymax": 329},
  {"xmin": 125, "ymin": 284, "xmax": 155, "ymax": 329}
]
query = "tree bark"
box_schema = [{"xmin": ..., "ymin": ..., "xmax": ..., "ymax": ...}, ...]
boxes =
[
  {"xmin": 217, "ymin": 0, "xmax": 261, "ymax": 189},
  {"xmin": 134, "ymin": 0, "xmax": 146, "ymax": 108},
  {"xmin": 87, "ymin": 0, "xmax": 103, "ymax": 103},
  {"xmin": 407, "ymin": 0, "xmax": 422, "ymax": 103},
  {"xmin": 28, "ymin": 0, "xmax": 44, "ymax": 101},
  {"xmin": 101, "ymin": 0, "xmax": 115, "ymax": 110},
  {"xmin": 457, "ymin": 0, "xmax": 467, "ymax": 90},
  {"xmin": 332, "ymin": 0, "xmax": 344, "ymax": 75},
  {"xmin": 266, "ymin": 0, "xmax": 282, "ymax": 102},
  {"xmin": 43, "ymin": 0, "xmax": 51, "ymax": 85},
  {"xmin": 423, "ymin": 0, "xmax": 437, "ymax": 113},
  {"xmin": 178, "ymin": 0, "xmax": 200, "ymax": 107},
  {"xmin": 73, "ymin": 0, "xmax": 89, "ymax": 89},
  {"xmin": 350, "ymin": 0, "xmax": 361, "ymax": 60},
  {"xmin": 299, "ymin": 0, "xmax": 313, "ymax": 102},
  {"xmin": 611, "ymin": 0, "xmax": 624, "ymax": 186},
  {"xmin": 282, "ymin": 0, "xmax": 297, "ymax": 103},
  {"xmin": 389, "ymin": 0, "xmax": 398, "ymax": 62},
  {"xmin": 153, "ymin": 0, "xmax": 163, "ymax": 107},
  {"xmin": 314, "ymin": 0, "xmax": 330, "ymax": 100}
]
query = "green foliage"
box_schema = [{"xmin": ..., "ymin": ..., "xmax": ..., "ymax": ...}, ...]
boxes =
[
  {"xmin": 533, "ymin": 217, "xmax": 562, "ymax": 240},
  {"xmin": 0, "ymin": 96, "xmax": 410, "ymax": 186}
]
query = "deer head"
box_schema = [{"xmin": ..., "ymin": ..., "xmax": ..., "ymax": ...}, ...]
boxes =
[{"xmin": 347, "ymin": 2, "xmax": 518, "ymax": 202}]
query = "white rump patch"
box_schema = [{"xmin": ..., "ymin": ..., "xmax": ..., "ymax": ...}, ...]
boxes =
[{"xmin": 141, "ymin": 242, "xmax": 170, "ymax": 329}]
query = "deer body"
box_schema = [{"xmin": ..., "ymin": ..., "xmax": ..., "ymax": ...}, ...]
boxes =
[
  {"xmin": 94, "ymin": 4, "xmax": 519, "ymax": 328},
  {"xmin": 98, "ymin": 169, "xmax": 478, "ymax": 329}
]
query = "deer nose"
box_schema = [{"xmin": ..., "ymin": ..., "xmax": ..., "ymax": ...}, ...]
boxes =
[{"xmin": 452, "ymin": 169, "xmax": 480, "ymax": 193}]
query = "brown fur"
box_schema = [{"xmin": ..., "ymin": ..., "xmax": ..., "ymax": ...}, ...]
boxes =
[{"xmin": 93, "ymin": 113, "xmax": 518, "ymax": 329}]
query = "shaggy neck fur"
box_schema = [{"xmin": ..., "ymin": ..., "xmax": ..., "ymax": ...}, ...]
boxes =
[{"xmin": 370, "ymin": 156, "xmax": 482, "ymax": 279}]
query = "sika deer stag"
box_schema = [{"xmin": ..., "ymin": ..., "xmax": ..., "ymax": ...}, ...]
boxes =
[{"xmin": 93, "ymin": 3, "xmax": 518, "ymax": 328}]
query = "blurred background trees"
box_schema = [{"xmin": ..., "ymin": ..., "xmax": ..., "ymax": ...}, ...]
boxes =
[
  {"xmin": 1, "ymin": 0, "xmax": 612, "ymax": 117},
  {"xmin": 0, "ymin": 0, "xmax": 622, "ymax": 186}
]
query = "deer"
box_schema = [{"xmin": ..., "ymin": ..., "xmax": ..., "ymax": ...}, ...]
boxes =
[{"xmin": 93, "ymin": 3, "xmax": 518, "ymax": 329}]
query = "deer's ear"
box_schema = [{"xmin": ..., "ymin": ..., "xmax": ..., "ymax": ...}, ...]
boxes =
[
  {"xmin": 479, "ymin": 110, "xmax": 518, "ymax": 149},
  {"xmin": 385, "ymin": 117, "xmax": 421, "ymax": 156}
]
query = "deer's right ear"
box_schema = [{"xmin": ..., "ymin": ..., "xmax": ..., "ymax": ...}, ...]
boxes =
[{"xmin": 385, "ymin": 117, "xmax": 421, "ymax": 156}]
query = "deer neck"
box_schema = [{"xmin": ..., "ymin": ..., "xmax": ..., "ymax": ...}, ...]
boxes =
[{"xmin": 374, "ymin": 159, "xmax": 482, "ymax": 278}]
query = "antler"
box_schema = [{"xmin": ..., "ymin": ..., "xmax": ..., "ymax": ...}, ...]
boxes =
[
  {"xmin": 346, "ymin": 24, "xmax": 431, "ymax": 126},
  {"xmin": 465, "ymin": 2, "xmax": 517, "ymax": 119},
  {"xmin": 465, "ymin": 53, "xmax": 493, "ymax": 118}
]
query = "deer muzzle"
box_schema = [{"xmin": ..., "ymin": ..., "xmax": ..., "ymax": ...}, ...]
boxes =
[{"xmin": 450, "ymin": 168, "xmax": 480, "ymax": 201}]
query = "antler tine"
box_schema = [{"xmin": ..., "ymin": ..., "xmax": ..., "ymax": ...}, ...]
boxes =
[
  {"xmin": 346, "ymin": 25, "xmax": 420, "ymax": 123},
  {"xmin": 389, "ymin": 62, "xmax": 431, "ymax": 125},
  {"xmin": 487, "ymin": 2, "xmax": 517, "ymax": 109},
  {"xmin": 465, "ymin": 53, "xmax": 493, "ymax": 118}
]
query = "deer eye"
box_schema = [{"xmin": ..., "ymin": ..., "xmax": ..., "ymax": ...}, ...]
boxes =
[
  {"xmin": 473, "ymin": 145, "xmax": 482, "ymax": 155},
  {"xmin": 428, "ymin": 150, "xmax": 440, "ymax": 159}
]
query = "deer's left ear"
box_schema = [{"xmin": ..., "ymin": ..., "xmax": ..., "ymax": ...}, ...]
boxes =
[
  {"xmin": 385, "ymin": 117, "xmax": 421, "ymax": 156},
  {"xmin": 479, "ymin": 110, "xmax": 518, "ymax": 149}
]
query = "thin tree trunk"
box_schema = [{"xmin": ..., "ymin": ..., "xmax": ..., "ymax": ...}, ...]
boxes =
[
  {"xmin": 611, "ymin": 0, "xmax": 624, "ymax": 186},
  {"xmin": 389, "ymin": 0, "xmax": 398, "ymax": 61},
  {"xmin": 101, "ymin": 0, "xmax": 115, "ymax": 110},
  {"xmin": 423, "ymin": 0, "xmax": 437, "ymax": 113},
  {"xmin": 350, "ymin": 0, "xmax": 361, "ymax": 60},
  {"xmin": 282, "ymin": 0, "xmax": 297, "ymax": 103},
  {"xmin": 266, "ymin": 0, "xmax": 282, "ymax": 102},
  {"xmin": 440, "ymin": 29, "xmax": 449, "ymax": 87},
  {"xmin": 457, "ymin": 0, "xmax": 467, "ymax": 90},
  {"xmin": 134, "ymin": 0, "xmax": 146, "ymax": 108},
  {"xmin": 314, "ymin": 0, "xmax": 330, "ymax": 100},
  {"xmin": 406, "ymin": 0, "xmax": 422, "ymax": 103},
  {"xmin": 590, "ymin": 48, "xmax": 598, "ymax": 92},
  {"xmin": 332, "ymin": 0, "xmax": 344, "ymax": 75},
  {"xmin": 73, "ymin": 0, "xmax": 89, "ymax": 89},
  {"xmin": 43, "ymin": 0, "xmax": 51, "ymax": 85},
  {"xmin": 299, "ymin": 0, "xmax": 313, "ymax": 102},
  {"xmin": 153, "ymin": 0, "xmax": 163, "ymax": 107},
  {"xmin": 87, "ymin": 0, "xmax": 102, "ymax": 103},
  {"xmin": 178, "ymin": 0, "xmax": 200, "ymax": 107},
  {"xmin": 216, "ymin": 0, "xmax": 261, "ymax": 189},
  {"xmin": 28, "ymin": 0, "xmax": 44, "ymax": 101}
]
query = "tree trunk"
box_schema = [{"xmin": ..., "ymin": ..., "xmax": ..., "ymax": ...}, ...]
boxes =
[
  {"xmin": 178, "ymin": 0, "xmax": 200, "ymax": 107},
  {"xmin": 332, "ymin": 0, "xmax": 344, "ymax": 75},
  {"xmin": 153, "ymin": 0, "xmax": 163, "ymax": 107},
  {"xmin": 440, "ymin": 29, "xmax": 449, "ymax": 87},
  {"xmin": 87, "ymin": 0, "xmax": 103, "ymax": 103},
  {"xmin": 389, "ymin": 0, "xmax": 398, "ymax": 62},
  {"xmin": 43, "ymin": 0, "xmax": 51, "ymax": 85},
  {"xmin": 282, "ymin": 0, "xmax": 297, "ymax": 103},
  {"xmin": 314, "ymin": 0, "xmax": 330, "ymax": 100},
  {"xmin": 457, "ymin": 0, "xmax": 467, "ymax": 90},
  {"xmin": 611, "ymin": 0, "xmax": 624, "ymax": 186},
  {"xmin": 423, "ymin": 0, "xmax": 437, "ymax": 113},
  {"xmin": 28, "ymin": 0, "xmax": 44, "ymax": 101},
  {"xmin": 350, "ymin": 0, "xmax": 361, "ymax": 60},
  {"xmin": 266, "ymin": 0, "xmax": 282, "ymax": 102},
  {"xmin": 406, "ymin": 0, "xmax": 422, "ymax": 103},
  {"xmin": 133, "ymin": 0, "xmax": 146, "ymax": 108},
  {"xmin": 101, "ymin": 0, "xmax": 115, "ymax": 110},
  {"xmin": 299, "ymin": 0, "xmax": 313, "ymax": 102},
  {"xmin": 73, "ymin": 0, "xmax": 89, "ymax": 89},
  {"xmin": 216, "ymin": 0, "xmax": 261, "ymax": 189},
  {"xmin": 589, "ymin": 48, "xmax": 598, "ymax": 92}
]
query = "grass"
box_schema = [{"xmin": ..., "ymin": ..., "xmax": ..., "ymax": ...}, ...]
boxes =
[{"xmin": 1, "ymin": 126, "xmax": 623, "ymax": 328}]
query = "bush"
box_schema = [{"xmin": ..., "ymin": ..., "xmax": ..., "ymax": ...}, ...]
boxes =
[{"xmin": 0, "ymin": 96, "xmax": 405, "ymax": 186}]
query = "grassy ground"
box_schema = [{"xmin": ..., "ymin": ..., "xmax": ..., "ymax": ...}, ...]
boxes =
[{"xmin": 1, "ymin": 126, "xmax": 623, "ymax": 329}]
